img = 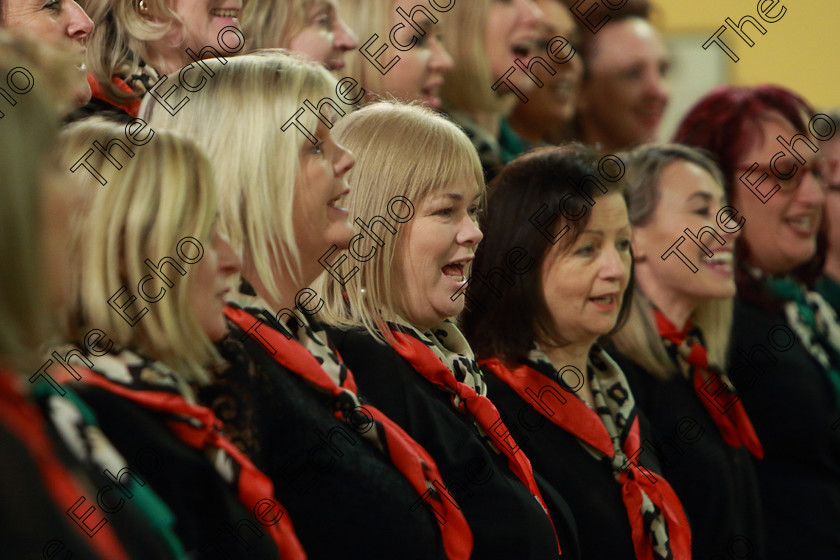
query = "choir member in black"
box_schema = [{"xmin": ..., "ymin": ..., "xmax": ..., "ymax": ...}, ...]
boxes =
[
  {"xmin": 0, "ymin": 37, "xmax": 187, "ymax": 560},
  {"xmin": 462, "ymin": 145, "xmax": 692, "ymax": 560},
  {"xmin": 816, "ymin": 110, "xmax": 840, "ymax": 312},
  {"xmin": 142, "ymin": 52, "xmax": 458, "ymax": 560},
  {"xmin": 676, "ymin": 84, "xmax": 840, "ymax": 558},
  {"xmin": 314, "ymin": 102, "xmax": 576, "ymax": 560},
  {"xmin": 608, "ymin": 144, "xmax": 765, "ymax": 560},
  {"xmin": 48, "ymin": 119, "xmax": 303, "ymax": 559}
]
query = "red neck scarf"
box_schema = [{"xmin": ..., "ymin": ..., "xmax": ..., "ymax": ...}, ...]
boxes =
[
  {"xmin": 0, "ymin": 369, "xmax": 130, "ymax": 560},
  {"xmin": 481, "ymin": 353, "xmax": 692, "ymax": 560},
  {"xmin": 654, "ymin": 310, "xmax": 763, "ymax": 459},
  {"xmin": 225, "ymin": 305, "xmax": 473, "ymax": 560},
  {"xmin": 388, "ymin": 328, "xmax": 562, "ymax": 555},
  {"xmin": 87, "ymin": 74, "xmax": 141, "ymax": 117},
  {"xmin": 50, "ymin": 353, "xmax": 306, "ymax": 560}
]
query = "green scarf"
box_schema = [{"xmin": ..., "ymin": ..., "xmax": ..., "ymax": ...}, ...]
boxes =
[{"xmin": 765, "ymin": 276, "xmax": 840, "ymax": 405}]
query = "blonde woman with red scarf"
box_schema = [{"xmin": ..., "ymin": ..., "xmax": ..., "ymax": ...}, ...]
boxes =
[{"xmin": 314, "ymin": 102, "xmax": 576, "ymax": 560}]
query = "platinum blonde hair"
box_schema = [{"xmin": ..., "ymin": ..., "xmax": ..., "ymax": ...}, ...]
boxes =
[
  {"xmin": 140, "ymin": 50, "xmax": 338, "ymax": 307},
  {"xmin": 50, "ymin": 119, "xmax": 219, "ymax": 383},
  {"xmin": 609, "ymin": 143, "xmax": 732, "ymax": 379},
  {"xmin": 314, "ymin": 101, "xmax": 484, "ymax": 342}
]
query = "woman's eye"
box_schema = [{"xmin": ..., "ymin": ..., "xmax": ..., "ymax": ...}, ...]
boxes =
[
  {"xmin": 620, "ymin": 68, "xmax": 643, "ymax": 80},
  {"xmin": 310, "ymin": 142, "xmax": 324, "ymax": 155},
  {"xmin": 43, "ymin": 0, "xmax": 61, "ymax": 11},
  {"xmin": 315, "ymin": 14, "xmax": 331, "ymax": 27},
  {"xmin": 435, "ymin": 207, "xmax": 454, "ymax": 217},
  {"xmin": 575, "ymin": 243, "xmax": 595, "ymax": 256},
  {"xmin": 693, "ymin": 207, "xmax": 711, "ymax": 216},
  {"xmin": 617, "ymin": 239, "xmax": 632, "ymax": 252},
  {"xmin": 468, "ymin": 205, "xmax": 481, "ymax": 218}
]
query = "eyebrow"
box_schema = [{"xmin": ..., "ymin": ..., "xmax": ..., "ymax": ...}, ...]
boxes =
[
  {"xmin": 581, "ymin": 223, "xmax": 632, "ymax": 235},
  {"xmin": 434, "ymin": 192, "xmax": 481, "ymax": 202},
  {"xmin": 688, "ymin": 192, "xmax": 714, "ymax": 203}
]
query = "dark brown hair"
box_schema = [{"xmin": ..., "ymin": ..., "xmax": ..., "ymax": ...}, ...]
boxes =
[{"xmin": 462, "ymin": 144, "xmax": 633, "ymax": 364}]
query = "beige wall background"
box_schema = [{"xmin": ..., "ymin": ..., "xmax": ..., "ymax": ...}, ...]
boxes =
[{"xmin": 652, "ymin": 0, "xmax": 838, "ymax": 140}]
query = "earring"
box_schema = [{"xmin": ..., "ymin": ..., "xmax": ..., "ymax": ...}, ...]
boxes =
[{"xmin": 138, "ymin": 0, "xmax": 151, "ymax": 16}]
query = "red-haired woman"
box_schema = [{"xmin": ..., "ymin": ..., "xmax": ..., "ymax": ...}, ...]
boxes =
[{"xmin": 675, "ymin": 84, "xmax": 840, "ymax": 559}]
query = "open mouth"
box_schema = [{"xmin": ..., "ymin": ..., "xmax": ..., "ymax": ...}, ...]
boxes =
[
  {"xmin": 511, "ymin": 42, "xmax": 533, "ymax": 59},
  {"xmin": 327, "ymin": 189, "xmax": 349, "ymax": 211},
  {"xmin": 210, "ymin": 8, "xmax": 240, "ymax": 18},
  {"xmin": 702, "ymin": 250, "xmax": 733, "ymax": 272},
  {"xmin": 589, "ymin": 294, "xmax": 618, "ymax": 309},
  {"xmin": 442, "ymin": 257, "xmax": 472, "ymax": 283},
  {"xmin": 421, "ymin": 81, "xmax": 444, "ymax": 108},
  {"xmin": 784, "ymin": 215, "xmax": 817, "ymax": 235}
]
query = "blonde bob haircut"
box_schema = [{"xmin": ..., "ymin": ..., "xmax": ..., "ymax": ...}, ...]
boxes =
[
  {"xmin": 440, "ymin": 0, "xmax": 508, "ymax": 117},
  {"xmin": 140, "ymin": 50, "xmax": 339, "ymax": 307},
  {"xmin": 0, "ymin": 32, "xmax": 65, "ymax": 371},
  {"xmin": 609, "ymin": 143, "xmax": 732, "ymax": 379},
  {"xmin": 51, "ymin": 118, "xmax": 219, "ymax": 383},
  {"xmin": 314, "ymin": 101, "xmax": 484, "ymax": 342},
  {"xmin": 242, "ymin": 0, "xmax": 315, "ymax": 50},
  {"xmin": 81, "ymin": 0, "xmax": 183, "ymax": 104}
]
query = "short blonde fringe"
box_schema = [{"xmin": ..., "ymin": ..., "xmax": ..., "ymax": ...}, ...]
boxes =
[{"xmin": 313, "ymin": 101, "xmax": 484, "ymax": 342}]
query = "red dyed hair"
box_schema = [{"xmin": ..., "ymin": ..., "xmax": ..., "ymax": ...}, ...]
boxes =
[{"xmin": 673, "ymin": 84, "xmax": 826, "ymax": 304}]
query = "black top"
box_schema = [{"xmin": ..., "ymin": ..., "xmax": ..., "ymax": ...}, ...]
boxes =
[
  {"xmin": 480, "ymin": 360, "xmax": 666, "ymax": 560},
  {"xmin": 326, "ymin": 326, "xmax": 577, "ymax": 560},
  {"xmin": 197, "ymin": 319, "xmax": 446, "ymax": 560},
  {"xmin": 729, "ymin": 297, "xmax": 840, "ymax": 559},
  {"xmin": 612, "ymin": 352, "xmax": 766, "ymax": 560},
  {"xmin": 0, "ymin": 393, "xmax": 186, "ymax": 560},
  {"xmin": 70, "ymin": 382, "xmax": 281, "ymax": 560}
]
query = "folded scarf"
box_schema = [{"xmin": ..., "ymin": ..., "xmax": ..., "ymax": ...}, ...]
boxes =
[
  {"xmin": 226, "ymin": 293, "xmax": 472, "ymax": 560},
  {"xmin": 654, "ymin": 309, "xmax": 763, "ymax": 458},
  {"xmin": 482, "ymin": 344, "xmax": 692, "ymax": 560},
  {"xmin": 388, "ymin": 319, "xmax": 561, "ymax": 555}
]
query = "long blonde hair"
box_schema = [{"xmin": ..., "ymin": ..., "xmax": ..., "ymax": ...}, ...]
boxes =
[
  {"xmin": 337, "ymin": 0, "xmax": 395, "ymax": 100},
  {"xmin": 51, "ymin": 119, "xmax": 220, "ymax": 382},
  {"xmin": 140, "ymin": 50, "xmax": 339, "ymax": 307},
  {"xmin": 314, "ymin": 101, "xmax": 484, "ymax": 342},
  {"xmin": 440, "ymin": 0, "xmax": 508, "ymax": 117},
  {"xmin": 610, "ymin": 143, "xmax": 732, "ymax": 378}
]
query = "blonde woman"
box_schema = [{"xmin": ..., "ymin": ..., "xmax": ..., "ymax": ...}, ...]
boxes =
[
  {"xmin": 48, "ymin": 119, "xmax": 306, "ymax": 560},
  {"xmin": 0, "ymin": 36, "xmax": 185, "ymax": 560},
  {"xmin": 608, "ymin": 144, "xmax": 764, "ymax": 560},
  {"xmin": 242, "ymin": 0, "xmax": 356, "ymax": 70},
  {"xmin": 314, "ymin": 102, "xmax": 575, "ymax": 559},
  {"xmin": 336, "ymin": 0, "xmax": 452, "ymax": 108},
  {"xmin": 142, "ymin": 52, "xmax": 465, "ymax": 560},
  {"xmin": 79, "ymin": 0, "xmax": 245, "ymax": 118},
  {"xmin": 440, "ymin": 0, "xmax": 541, "ymax": 181}
]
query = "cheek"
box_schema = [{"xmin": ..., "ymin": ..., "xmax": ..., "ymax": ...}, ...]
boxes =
[{"xmin": 289, "ymin": 30, "xmax": 332, "ymax": 60}]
